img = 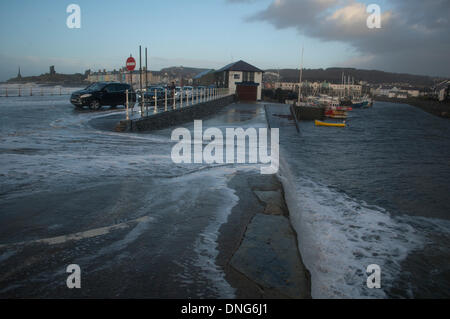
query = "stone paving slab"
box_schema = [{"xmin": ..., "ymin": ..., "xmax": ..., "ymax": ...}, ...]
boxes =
[{"xmin": 230, "ymin": 214, "xmax": 310, "ymax": 299}]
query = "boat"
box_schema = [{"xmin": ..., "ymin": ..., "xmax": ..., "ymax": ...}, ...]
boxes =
[
  {"xmin": 325, "ymin": 100, "xmax": 349, "ymax": 119},
  {"xmin": 352, "ymin": 95, "xmax": 372, "ymax": 108},
  {"xmin": 351, "ymin": 100, "xmax": 369, "ymax": 108},
  {"xmin": 315, "ymin": 120, "xmax": 346, "ymax": 127},
  {"xmin": 325, "ymin": 109, "xmax": 348, "ymax": 119}
]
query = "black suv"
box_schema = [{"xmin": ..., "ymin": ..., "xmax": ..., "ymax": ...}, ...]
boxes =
[{"xmin": 71, "ymin": 82, "xmax": 136, "ymax": 110}]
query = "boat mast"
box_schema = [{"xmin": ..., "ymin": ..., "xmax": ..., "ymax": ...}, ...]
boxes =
[{"xmin": 298, "ymin": 46, "xmax": 304, "ymax": 105}]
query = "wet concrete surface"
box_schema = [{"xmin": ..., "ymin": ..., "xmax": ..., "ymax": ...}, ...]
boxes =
[{"xmin": 0, "ymin": 96, "xmax": 309, "ymax": 298}]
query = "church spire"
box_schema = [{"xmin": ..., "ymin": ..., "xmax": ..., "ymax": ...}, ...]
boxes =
[{"xmin": 17, "ymin": 66, "xmax": 22, "ymax": 79}]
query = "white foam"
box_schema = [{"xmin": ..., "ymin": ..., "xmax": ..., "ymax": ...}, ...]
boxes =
[{"xmin": 277, "ymin": 153, "xmax": 428, "ymax": 298}]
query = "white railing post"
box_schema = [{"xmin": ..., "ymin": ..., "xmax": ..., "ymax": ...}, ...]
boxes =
[
  {"xmin": 180, "ymin": 88, "xmax": 183, "ymax": 108},
  {"xmin": 126, "ymin": 89, "xmax": 129, "ymax": 120},
  {"xmin": 186, "ymin": 89, "xmax": 189, "ymax": 106},
  {"xmin": 165, "ymin": 89, "xmax": 168, "ymax": 112},
  {"xmin": 192, "ymin": 89, "xmax": 194, "ymax": 105},
  {"xmin": 154, "ymin": 89, "xmax": 158, "ymax": 114},
  {"xmin": 173, "ymin": 90, "xmax": 176, "ymax": 110}
]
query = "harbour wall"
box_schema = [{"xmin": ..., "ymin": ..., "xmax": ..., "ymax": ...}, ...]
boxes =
[
  {"xmin": 292, "ymin": 104, "xmax": 325, "ymax": 121},
  {"xmin": 115, "ymin": 95, "xmax": 236, "ymax": 132}
]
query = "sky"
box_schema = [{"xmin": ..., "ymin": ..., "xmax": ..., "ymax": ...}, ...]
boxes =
[{"xmin": 0, "ymin": 0, "xmax": 449, "ymax": 81}]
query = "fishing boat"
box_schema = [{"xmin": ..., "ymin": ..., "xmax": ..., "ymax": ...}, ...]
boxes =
[
  {"xmin": 325, "ymin": 100, "xmax": 349, "ymax": 119},
  {"xmin": 315, "ymin": 120, "xmax": 346, "ymax": 127},
  {"xmin": 351, "ymin": 100, "xmax": 369, "ymax": 108},
  {"xmin": 325, "ymin": 109, "xmax": 348, "ymax": 119},
  {"xmin": 352, "ymin": 95, "xmax": 372, "ymax": 108}
]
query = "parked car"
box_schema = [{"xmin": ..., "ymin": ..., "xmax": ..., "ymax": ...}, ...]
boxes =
[
  {"xmin": 70, "ymin": 82, "xmax": 136, "ymax": 110},
  {"xmin": 140, "ymin": 86, "xmax": 166, "ymax": 102}
]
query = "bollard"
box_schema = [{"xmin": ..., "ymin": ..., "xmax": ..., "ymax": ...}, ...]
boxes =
[
  {"xmin": 163, "ymin": 89, "xmax": 166, "ymax": 112},
  {"xmin": 126, "ymin": 90, "xmax": 130, "ymax": 120},
  {"xmin": 154, "ymin": 89, "xmax": 157, "ymax": 114}
]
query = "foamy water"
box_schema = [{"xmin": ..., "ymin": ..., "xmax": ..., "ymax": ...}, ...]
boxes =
[{"xmin": 268, "ymin": 103, "xmax": 450, "ymax": 298}]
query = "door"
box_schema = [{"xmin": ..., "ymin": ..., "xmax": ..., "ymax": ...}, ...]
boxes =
[{"xmin": 236, "ymin": 84, "xmax": 257, "ymax": 101}]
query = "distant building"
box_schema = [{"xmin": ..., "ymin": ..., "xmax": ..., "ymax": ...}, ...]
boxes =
[
  {"xmin": 273, "ymin": 81, "xmax": 362, "ymax": 96},
  {"xmin": 215, "ymin": 60, "xmax": 264, "ymax": 100},
  {"xmin": 87, "ymin": 68, "xmax": 162, "ymax": 89},
  {"xmin": 435, "ymin": 80, "xmax": 450, "ymax": 102},
  {"xmin": 50, "ymin": 65, "xmax": 56, "ymax": 75},
  {"xmin": 373, "ymin": 85, "xmax": 423, "ymax": 99}
]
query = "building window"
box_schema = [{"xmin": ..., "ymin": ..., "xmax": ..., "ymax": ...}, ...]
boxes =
[
  {"xmin": 234, "ymin": 74, "xmax": 240, "ymax": 80},
  {"xmin": 243, "ymin": 72, "xmax": 255, "ymax": 82}
]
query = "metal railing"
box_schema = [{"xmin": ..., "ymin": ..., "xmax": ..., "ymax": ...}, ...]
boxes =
[
  {"xmin": 126, "ymin": 87, "xmax": 232, "ymax": 120},
  {"xmin": 0, "ymin": 86, "xmax": 81, "ymax": 97}
]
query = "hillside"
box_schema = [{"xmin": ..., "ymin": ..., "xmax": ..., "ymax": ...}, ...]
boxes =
[
  {"xmin": 265, "ymin": 67, "xmax": 439, "ymax": 87},
  {"xmin": 7, "ymin": 72, "xmax": 88, "ymax": 86},
  {"xmin": 159, "ymin": 66, "xmax": 208, "ymax": 79}
]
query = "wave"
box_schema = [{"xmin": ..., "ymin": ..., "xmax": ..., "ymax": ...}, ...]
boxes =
[{"xmin": 277, "ymin": 150, "xmax": 429, "ymax": 298}]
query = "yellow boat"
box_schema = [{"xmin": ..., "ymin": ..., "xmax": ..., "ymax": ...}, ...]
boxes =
[{"xmin": 315, "ymin": 120, "xmax": 346, "ymax": 127}]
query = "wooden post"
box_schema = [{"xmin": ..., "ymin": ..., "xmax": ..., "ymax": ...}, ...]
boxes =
[{"xmin": 18, "ymin": 86, "xmax": 21, "ymax": 97}]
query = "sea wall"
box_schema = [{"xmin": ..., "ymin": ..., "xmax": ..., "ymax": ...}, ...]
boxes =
[
  {"xmin": 292, "ymin": 104, "xmax": 325, "ymax": 121},
  {"xmin": 116, "ymin": 95, "xmax": 236, "ymax": 132},
  {"xmin": 375, "ymin": 96, "xmax": 450, "ymax": 118}
]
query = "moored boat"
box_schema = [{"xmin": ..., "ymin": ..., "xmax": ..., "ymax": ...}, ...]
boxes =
[{"xmin": 315, "ymin": 120, "xmax": 346, "ymax": 127}]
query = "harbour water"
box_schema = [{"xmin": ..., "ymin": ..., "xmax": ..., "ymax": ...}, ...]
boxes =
[
  {"xmin": 0, "ymin": 92, "xmax": 449, "ymax": 298},
  {"xmin": 269, "ymin": 101, "xmax": 450, "ymax": 298}
]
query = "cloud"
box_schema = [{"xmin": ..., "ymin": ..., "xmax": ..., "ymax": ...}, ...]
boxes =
[{"xmin": 232, "ymin": 0, "xmax": 450, "ymax": 76}]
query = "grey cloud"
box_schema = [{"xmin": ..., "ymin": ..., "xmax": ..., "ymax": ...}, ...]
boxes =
[{"xmin": 234, "ymin": 0, "xmax": 450, "ymax": 76}]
